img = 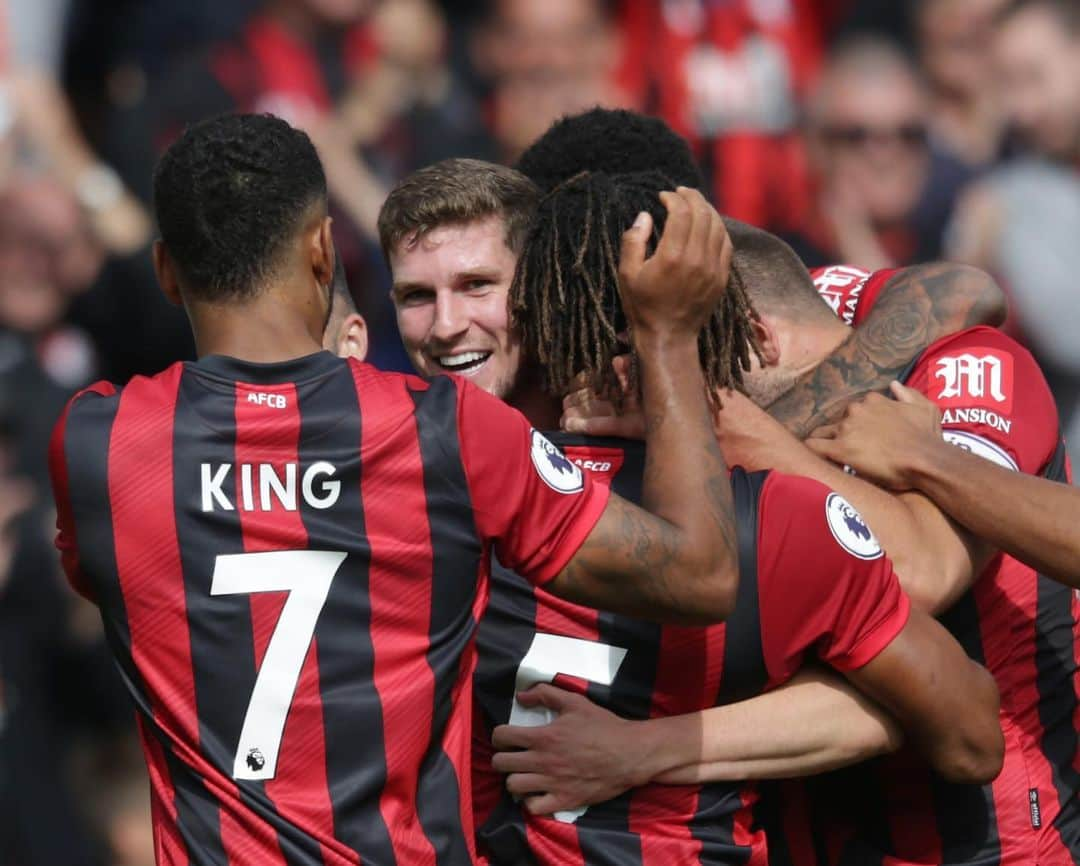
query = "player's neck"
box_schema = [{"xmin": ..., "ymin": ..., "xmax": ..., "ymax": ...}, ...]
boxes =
[
  {"xmin": 786, "ymin": 321, "xmax": 850, "ymax": 380},
  {"xmin": 189, "ymin": 296, "xmax": 325, "ymax": 365}
]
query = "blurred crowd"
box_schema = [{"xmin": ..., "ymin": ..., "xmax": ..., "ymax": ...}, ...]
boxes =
[{"xmin": 0, "ymin": 0, "xmax": 1078, "ymax": 863}]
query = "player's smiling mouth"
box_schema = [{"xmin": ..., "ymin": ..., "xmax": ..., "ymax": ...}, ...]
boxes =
[{"xmin": 434, "ymin": 350, "xmax": 492, "ymax": 376}]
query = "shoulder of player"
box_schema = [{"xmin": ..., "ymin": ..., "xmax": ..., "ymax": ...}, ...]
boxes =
[
  {"xmin": 757, "ymin": 471, "xmax": 830, "ymax": 521},
  {"xmin": 912, "ymin": 325, "xmax": 1059, "ymax": 471},
  {"xmin": 911, "ymin": 325, "xmax": 1053, "ymax": 405},
  {"xmin": 916, "ymin": 324, "xmax": 1029, "ymax": 361},
  {"xmin": 58, "ymin": 378, "xmax": 123, "ymax": 425},
  {"xmin": 49, "ymin": 379, "xmax": 123, "ymax": 481},
  {"xmin": 757, "ymin": 472, "xmax": 885, "ymax": 567},
  {"xmin": 348, "ymin": 357, "xmax": 433, "ymax": 394}
]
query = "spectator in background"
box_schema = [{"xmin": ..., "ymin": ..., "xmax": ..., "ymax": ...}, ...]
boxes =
[
  {"xmin": 947, "ymin": 0, "xmax": 1080, "ymax": 452},
  {"xmin": 0, "ymin": 174, "xmax": 129, "ymax": 866},
  {"xmin": 471, "ymin": 0, "xmax": 628, "ymax": 162},
  {"xmin": 140, "ymin": 0, "xmax": 486, "ymax": 372},
  {"xmin": 0, "ymin": 175, "xmax": 101, "ymax": 475},
  {"xmin": 614, "ymin": 0, "xmax": 824, "ymax": 231},
  {"xmin": 783, "ymin": 36, "xmax": 946, "ymax": 271},
  {"xmin": 146, "ymin": 0, "xmax": 387, "ymax": 233},
  {"xmin": 916, "ymin": 0, "xmax": 1008, "ymax": 169},
  {"xmin": 338, "ymin": 0, "xmax": 495, "ymax": 191}
]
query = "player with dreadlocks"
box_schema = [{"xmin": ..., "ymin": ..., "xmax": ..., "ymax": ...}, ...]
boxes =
[
  {"xmin": 378, "ymin": 155, "xmax": 1001, "ymax": 866},
  {"xmin": 496, "ymin": 108, "xmax": 1077, "ymax": 866},
  {"xmin": 510, "ymin": 168, "xmax": 761, "ymax": 406}
]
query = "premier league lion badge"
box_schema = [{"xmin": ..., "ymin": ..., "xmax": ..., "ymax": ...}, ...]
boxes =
[
  {"xmin": 825, "ymin": 493, "xmax": 883, "ymax": 560},
  {"xmin": 530, "ymin": 430, "xmax": 584, "ymax": 494}
]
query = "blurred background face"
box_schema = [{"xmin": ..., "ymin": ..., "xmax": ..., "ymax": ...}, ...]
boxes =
[
  {"xmin": 919, "ymin": 0, "xmax": 1005, "ymax": 99},
  {"xmin": 476, "ymin": 0, "xmax": 623, "ymax": 159},
  {"xmin": 994, "ymin": 6, "xmax": 1080, "ymax": 158},
  {"xmin": 484, "ymin": 0, "xmax": 615, "ymax": 81},
  {"xmin": 809, "ymin": 60, "xmax": 931, "ymax": 224},
  {"xmin": 0, "ymin": 178, "xmax": 103, "ymax": 335}
]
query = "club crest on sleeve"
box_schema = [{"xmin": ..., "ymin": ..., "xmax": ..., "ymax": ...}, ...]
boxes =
[
  {"xmin": 530, "ymin": 430, "xmax": 584, "ymax": 494},
  {"xmin": 942, "ymin": 430, "xmax": 1019, "ymax": 471},
  {"xmin": 825, "ymin": 493, "xmax": 883, "ymax": 560}
]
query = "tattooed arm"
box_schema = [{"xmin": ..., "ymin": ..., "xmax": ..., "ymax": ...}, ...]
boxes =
[
  {"xmin": 547, "ymin": 189, "xmax": 739, "ymax": 625},
  {"xmin": 767, "ymin": 264, "xmax": 1006, "ymax": 438}
]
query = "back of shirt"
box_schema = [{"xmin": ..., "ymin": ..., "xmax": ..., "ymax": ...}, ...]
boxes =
[
  {"xmin": 49, "ymin": 352, "xmax": 609, "ymax": 866},
  {"xmin": 474, "ymin": 434, "xmax": 911, "ymax": 866}
]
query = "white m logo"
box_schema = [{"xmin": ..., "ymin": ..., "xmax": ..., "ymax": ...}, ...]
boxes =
[{"xmin": 935, "ymin": 354, "xmax": 1006, "ymax": 402}]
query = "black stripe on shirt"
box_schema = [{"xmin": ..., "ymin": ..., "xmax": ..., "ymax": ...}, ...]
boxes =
[
  {"xmin": 411, "ymin": 377, "xmax": 483, "ymax": 865},
  {"xmin": 294, "ymin": 362, "xmax": 396, "ymax": 863}
]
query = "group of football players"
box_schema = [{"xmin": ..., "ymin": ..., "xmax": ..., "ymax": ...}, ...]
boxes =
[{"xmin": 49, "ymin": 103, "xmax": 1079, "ymax": 866}]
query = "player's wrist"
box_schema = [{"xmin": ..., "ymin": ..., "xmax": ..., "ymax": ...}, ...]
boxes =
[
  {"xmin": 905, "ymin": 434, "xmax": 957, "ymax": 492},
  {"xmin": 630, "ymin": 328, "xmax": 701, "ymax": 373},
  {"xmin": 632, "ymin": 715, "xmax": 698, "ymax": 784}
]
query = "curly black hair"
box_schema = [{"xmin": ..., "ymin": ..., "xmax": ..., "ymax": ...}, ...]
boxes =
[
  {"xmin": 153, "ymin": 113, "xmax": 327, "ymax": 302},
  {"xmin": 511, "ymin": 170, "xmax": 760, "ymax": 404},
  {"xmin": 516, "ymin": 108, "xmax": 705, "ymax": 194}
]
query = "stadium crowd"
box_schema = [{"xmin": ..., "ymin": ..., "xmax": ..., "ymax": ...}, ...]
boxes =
[{"xmin": 1, "ymin": 1, "xmax": 1079, "ymax": 864}]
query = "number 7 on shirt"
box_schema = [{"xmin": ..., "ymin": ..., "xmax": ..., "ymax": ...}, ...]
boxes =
[{"xmin": 211, "ymin": 550, "xmax": 347, "ymax": 781}]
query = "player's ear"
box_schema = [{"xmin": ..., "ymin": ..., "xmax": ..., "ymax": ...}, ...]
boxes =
[
  {"xmin": 310, "ymin": 215, "xmax": 335, "ymax": 289},
  {"xmin": 751, "ymin": 315, "xmax": 781, "ymax": 367},
  {"xmin": 335, "ymin": 313, "xmax": 369, "ymax": 362},
  {"xmin": 152, "ymin": 240, "xmax": 183, "ymax": 306}
]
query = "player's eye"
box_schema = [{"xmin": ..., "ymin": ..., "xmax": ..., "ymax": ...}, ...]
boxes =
[
  {"xmin": 465, "ymin": 278, "xmax": 493, "ymax": 292},
  {"xmin": 400, "ymin": 289, "xmax": 435, "ymax": 306}
]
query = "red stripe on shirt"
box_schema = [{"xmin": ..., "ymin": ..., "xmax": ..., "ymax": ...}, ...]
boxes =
[
  {"xmin": 233, "ymin": 383, "xmax": 345, "ymax": 865},
  {"xmin": 354, "ymin": 375, "xmax": 439, "ymax": 866},
  {"xmin": 634, "ymin": 625, "xmax": 711, "ymax": 865},
  {"xmin": 110, "ymin": 367, "xmax": 277, "ymax": 866},
  {"xmin": 526, "ymin": 595, "xmax": 598, "ymax": 866},
  {"xmin": 138, "ymin": 713, "xmax": 188, "ymax": 865}
]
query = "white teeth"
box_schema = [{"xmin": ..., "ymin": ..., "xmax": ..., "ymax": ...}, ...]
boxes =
[{"xmin": 438, "ymin": 351, "xmax": 490, "ymax": 368}]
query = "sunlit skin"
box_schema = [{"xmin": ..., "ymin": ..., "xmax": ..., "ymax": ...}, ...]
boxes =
[{"xmin": 390, "ymin": 216, "xmax": 523, "ymax": 400}]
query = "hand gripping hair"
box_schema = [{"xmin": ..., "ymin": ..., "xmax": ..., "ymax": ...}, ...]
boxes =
[{"xmin": 510, "ymin": 170, "xmax": 761, "ymax": 404}]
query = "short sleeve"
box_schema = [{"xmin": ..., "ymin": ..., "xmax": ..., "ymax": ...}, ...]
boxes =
[
  {"xmin": 48, "ymin": 384, "xmax": 116, "ymax": 601},
  {"xmin": 455, "ymin": 381, "xmax": 610, "ymax": 586},
  {"xmin": 905, "ymin": 326, "xmax": 1059, "ymax": 474},
  {"xmin": 757, "ymin": 473, "xmax": 911, "ymax": 679}
]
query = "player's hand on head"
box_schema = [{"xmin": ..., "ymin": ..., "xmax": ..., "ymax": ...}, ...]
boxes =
[
  {"xmin": 561, "ymin": 355, "xmax": 646, "ymax": 439},
  {"xmin": 806, "ymin": 382, "xmax": 944, "ymax": 490},
  {"xmin": 491, "ymin": 684, "xmax": 653, "ymax": 815},
  {"xmin": 618, "ymin": 187, "xmax": 731, "ymax": 341}
]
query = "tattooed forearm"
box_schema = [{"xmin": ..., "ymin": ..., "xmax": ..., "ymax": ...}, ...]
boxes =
[{"xmin": 767, "ymin": 264, "xmax": 1005, "ymax": 439}]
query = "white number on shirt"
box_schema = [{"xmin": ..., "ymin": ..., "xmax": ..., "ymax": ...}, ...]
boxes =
[
  {"xmin": 510, "ymin": 632, "xmax": 628, "ymax": 823},
  {"xmin": 211, "ymin": 550, "xmax": 346, "ymax": 781}
]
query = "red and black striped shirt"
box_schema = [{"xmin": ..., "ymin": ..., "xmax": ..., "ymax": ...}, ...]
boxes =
[
  {"xmin": 798, "ymin": 269, "xmax": 1080, "ymax": 865},
  {"xmin": 473, "ymin": 433, "xmax": 912, "ymax": 866},
  {"xmin": 48, "ymin": 352, "xmax": 609, "ymax": 866}
]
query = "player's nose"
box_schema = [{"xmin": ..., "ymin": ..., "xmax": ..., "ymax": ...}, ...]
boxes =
[{"xmin": 430, "ymin": 292, "xmax": 470, "ymax": 343}]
